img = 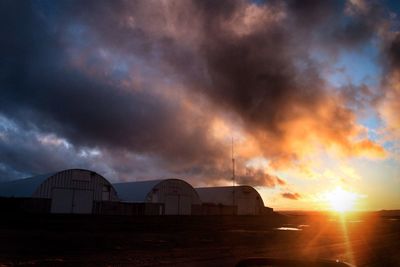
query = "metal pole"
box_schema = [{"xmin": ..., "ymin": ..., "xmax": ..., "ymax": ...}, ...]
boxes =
[{"xmin": 232, "ymin": 137, "xmax": 235, "ymax": 214}]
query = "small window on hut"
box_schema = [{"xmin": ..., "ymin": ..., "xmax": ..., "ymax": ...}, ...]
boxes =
[{"xmin": 102, "ymin": 185, "xmax": 111, "ymax": 201}]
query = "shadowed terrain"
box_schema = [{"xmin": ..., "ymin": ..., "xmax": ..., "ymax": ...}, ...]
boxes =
[{"xmin": 0, "ymin": 212, "xmax": 399, "ymax": 266}]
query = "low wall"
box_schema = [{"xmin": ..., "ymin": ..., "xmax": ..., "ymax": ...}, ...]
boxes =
[
  {"xmin": 0, "ymin": 197, "xmax": 51, "ymax": 214},
  {"xmin": 93, "ymin": 201, "xmax": 163, "ymax": 216}
]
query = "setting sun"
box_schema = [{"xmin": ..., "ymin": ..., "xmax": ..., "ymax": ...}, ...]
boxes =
[{"xmin": 324, "ymin": 187, "xmax": 360, "ymax": 212}]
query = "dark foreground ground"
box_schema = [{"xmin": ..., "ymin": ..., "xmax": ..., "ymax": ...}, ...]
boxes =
[{"xmin": 0, "ymin": 212, "xmax": 399, "ymax": 267}]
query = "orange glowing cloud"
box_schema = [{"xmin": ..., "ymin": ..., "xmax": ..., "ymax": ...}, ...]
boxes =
[
  {"xmin": 281, "ymin": 192, "xmax": 301, "ymax": 200},
  {"xmin": 352, "ymin": 140, "xmax": 387, "ymax": 159}
]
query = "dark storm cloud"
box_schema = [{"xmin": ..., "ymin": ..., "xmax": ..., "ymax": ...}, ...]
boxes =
[
  {"xmin": 0, "ymin": 119, "xmax": 84, "ymax": 181},
  {"xmin": 0, "ymin": 0, "xmax": 227, "ymax": 180},
  {"xmin": 326, "ymin": 1, "xmax": 384, "ymax": 48},
  {"xmin": 238, "ymin": 168, "xmax": 286, "ymax": 187},
  {"xmin": 0, "ymin": 0, "xmax": 390, "ymax": 185},
  {"xmin": 179, "ymin": 0, "xmax": 385, "ymax": 162},
  {"xmin": 386, "ymin": 32, "xmax": 400, "ymax": 68},
  {"xmin": 378, "ymin": 30, "xmax": 400, "ymax": 141},
  {"xmin": 0, "ymin": 115, "xmax": 195, "ymax": 183}
]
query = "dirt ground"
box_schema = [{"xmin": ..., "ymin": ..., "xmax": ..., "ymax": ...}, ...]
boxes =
[{"xmin": 0, "ymin": 212, "xmax": 399, "ymax": 266}]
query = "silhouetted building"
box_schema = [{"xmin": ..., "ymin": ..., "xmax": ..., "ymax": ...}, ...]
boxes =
[
  {"xmin": 113, "ymin": 179, "xmax": 201, "ymax": 215},
  {"xmin": 0, "ymin": 169, "xmax": 118, "ymax": 214},
  {"xmin": 195, "ymin": 185, "xmax": 266, "ymax": 215}
]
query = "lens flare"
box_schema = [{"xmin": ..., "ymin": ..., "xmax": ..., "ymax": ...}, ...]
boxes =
[{"xmin": 324, "ymin": 187, "xmax": 359, "ymax": 212}]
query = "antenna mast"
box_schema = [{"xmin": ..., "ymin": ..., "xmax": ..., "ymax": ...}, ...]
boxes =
[
  {"xmin": 231, "ymin": 137, "xmax": 235, "ymax": 187},
  {"xmin": 231, "ymin": 136, "xmax": 236, "ymax": 214}
]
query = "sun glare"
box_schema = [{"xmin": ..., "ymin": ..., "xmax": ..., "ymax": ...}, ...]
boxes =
[{"xmin": 324, "ymin": 187, "xmax": 359, "ymax": 212}]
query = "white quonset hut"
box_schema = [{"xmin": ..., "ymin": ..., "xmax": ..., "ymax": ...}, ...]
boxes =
[
  {"xmin": 113, "ymin": 179, "xmax": 201, "ymax": 215},
  {"xmin": 0, "ymin": 169, "xmax": 118, "ymax": 214},
  {"xmin": 195, "ymin": 186, "xmax": 265, "ymax": 215}
]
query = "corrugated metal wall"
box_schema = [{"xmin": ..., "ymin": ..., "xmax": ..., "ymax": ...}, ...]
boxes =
[
  {"xmin": 146, "ymin": 179, "xmax": 200, "ymax": 204},
  {"xmin": 195, "ymin": 186, "xmax": 265, "ymax": 215},
  {"xmin": 145, "ymin": 179, "xmax": 201, "ymax": 215},
  {"xmin": 32, "ymin": 169, "xmax": 118, "ymax": 201}
]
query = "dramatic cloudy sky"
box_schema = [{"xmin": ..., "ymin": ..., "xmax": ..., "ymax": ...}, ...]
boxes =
[{"xmin": 0, "ymin": 0, "xmax": 399, "ymax": 210}]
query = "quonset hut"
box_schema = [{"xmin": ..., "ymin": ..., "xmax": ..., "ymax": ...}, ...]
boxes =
[
  {"xmin": 195, "ymin": 186, "xmax": 266, "ymax": 215},
  {"xmin": 0, "ymin": 169, "xmax": 118, "ymax": 214},
  {"xmin": 113, "ymin": 179, "xmax": 201, "ymax": 215}
]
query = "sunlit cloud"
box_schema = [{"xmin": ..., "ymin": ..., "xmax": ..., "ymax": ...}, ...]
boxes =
[
  {"xmin": 0, "ymin": 0, "xmax": 399, "ymax": 210},
  {"xmin": 37, "ymin": 134, "xmax": 71, "ymax": 149},
  {"xmin": 281, "ymin": 192, "xmax": 301, "ymax": 200}
]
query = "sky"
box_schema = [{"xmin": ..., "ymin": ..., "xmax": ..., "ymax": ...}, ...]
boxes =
[{"xmin": 0, "ymin": 0, "xmax": 399, "ymax": 210}]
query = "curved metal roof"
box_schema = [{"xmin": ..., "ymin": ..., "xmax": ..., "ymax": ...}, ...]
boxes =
[
  {"xmin": 0, "ymin": 172, "xmax": 56, "ymax": 198},
  {"xmin": 113, "ymin": 178, "xmax": 198, "ymax": 202},
  {"xmin": 0, "ymin": 168, "xmax": 113, "ymax": 198},
  {"xmin": 113, "ymin": 179, "xmax": 164, "ymax": 202},
  {"xmin": 195, "ymin": 185, "xmax": 264, "ymax": 206}
]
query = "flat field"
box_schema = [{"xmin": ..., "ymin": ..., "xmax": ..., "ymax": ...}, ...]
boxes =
[{"xmin": 0, "ymin": 212, "xmax": 399, "ymax": 266}]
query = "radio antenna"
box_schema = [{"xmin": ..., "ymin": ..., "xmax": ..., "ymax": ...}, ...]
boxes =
[
  {"xmin": 231, "ymin": 136, "xmax": 235, "ymax": 187},
  {"xmin": 231, "ymin": 136, "xmax": 236, "ymax": 214}
]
